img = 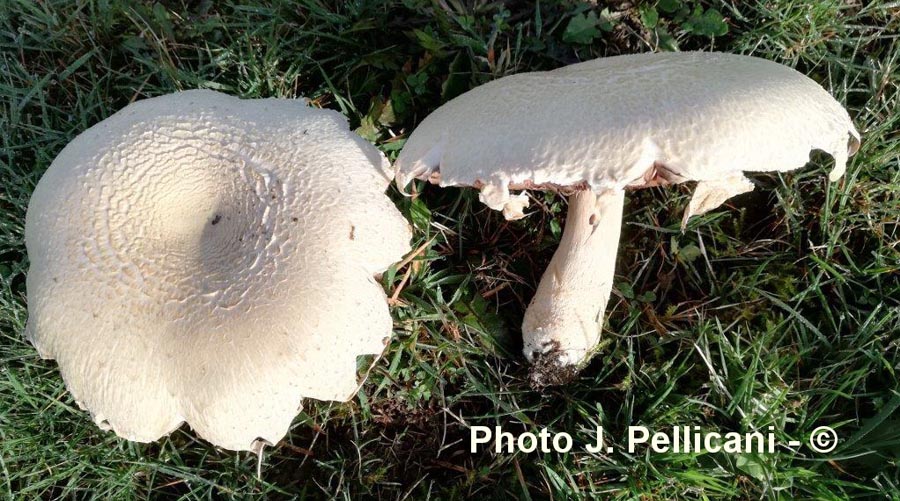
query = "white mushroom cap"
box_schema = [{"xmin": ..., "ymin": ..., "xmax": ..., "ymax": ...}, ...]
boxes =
[
  {"xmin": 25, "ymin": 90, "xmax": 411, "ymax": 451},
  {"xmin": 395, "ymin": 51, "xmax": 860, "ymax": 219}
]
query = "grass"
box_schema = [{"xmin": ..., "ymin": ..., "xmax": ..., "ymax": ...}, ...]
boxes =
[{"xmin": 1, "ymin": 0, "xmax": 898, "ymax": 498}]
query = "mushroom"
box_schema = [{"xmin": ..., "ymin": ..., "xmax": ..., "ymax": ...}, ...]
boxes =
[
  {"xmin": 394, "ymin": 52, "xmax": 859, "ymax": 372},
  {"xmin": 25, "ymin": 90, "xmax": 412, "ymax": 451}
]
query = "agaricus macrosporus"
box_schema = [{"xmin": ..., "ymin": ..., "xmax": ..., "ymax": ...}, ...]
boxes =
[
  {"xmin": 394, "ymin": 52, "xmax": 860, "ymax": 377},
  {"xmin": 25, "ymin": 90, "xmax": 412, "ymax": 451}
]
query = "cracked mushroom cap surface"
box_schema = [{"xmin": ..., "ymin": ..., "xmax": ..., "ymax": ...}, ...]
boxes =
[
  {"xmin": 394, "ymin": 51, "xmax": 860, "ymax": 219},
  {"xmin": 25, "ymin": 90, "xmax": 412, "ymax": 451}
]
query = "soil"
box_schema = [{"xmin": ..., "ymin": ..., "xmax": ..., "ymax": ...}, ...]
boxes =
[{"xmin": 528, "ymin": 350, "xmax": 578, "ymax": 390}]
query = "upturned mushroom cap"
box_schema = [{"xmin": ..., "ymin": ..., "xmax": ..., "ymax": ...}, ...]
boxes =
[
  {"xmin": 395, "ymin": 51, "xmax": 860, "ymax": 219},
  {"xmin": 25, "ymin": 90, "xmax": 412, "ymax": 451}
]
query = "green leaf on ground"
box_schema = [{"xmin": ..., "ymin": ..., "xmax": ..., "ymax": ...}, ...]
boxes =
[
  {"xmin": 684, "ymin": 7, "xmax": 729, "ymax": 37},
  {"xmin": 563, "ymin": 12, "xmax": 601, "ymax": 44}
]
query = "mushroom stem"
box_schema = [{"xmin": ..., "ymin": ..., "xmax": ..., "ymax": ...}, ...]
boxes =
[{"xmin": 522, "ymin": 188, "xmax": 625, "ymax": 366}]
